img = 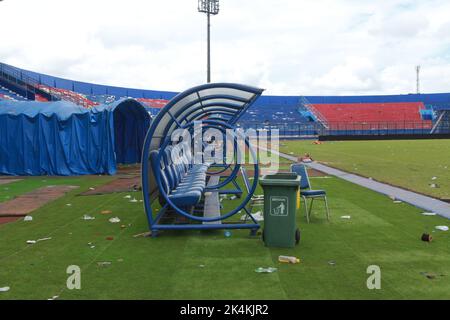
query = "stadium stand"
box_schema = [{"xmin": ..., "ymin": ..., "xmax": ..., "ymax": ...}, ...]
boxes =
[
  {"xmin": 309, "ymin": 102, "xmax": 431, "ymax": 129},
  {"xmin": 1, "ymin": 61, "xmax": 449, "ymax": 136}
]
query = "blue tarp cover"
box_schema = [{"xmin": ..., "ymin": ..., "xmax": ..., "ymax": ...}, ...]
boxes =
[{"xmin": 0, "ymin": 99, "xmax": 150, "ymax": 176}]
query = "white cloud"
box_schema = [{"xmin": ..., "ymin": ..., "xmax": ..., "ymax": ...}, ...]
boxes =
[{"xmin": 1, "ymin": 0, "xmax": 450, "ymax": 95}]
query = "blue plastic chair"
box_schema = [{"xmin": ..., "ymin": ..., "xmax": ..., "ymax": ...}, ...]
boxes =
[{"xmin": 291, "ymin": 164, "xmax": 330, "ymax": 223}]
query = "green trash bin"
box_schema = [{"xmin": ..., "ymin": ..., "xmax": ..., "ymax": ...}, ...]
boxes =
[{"xmin": 260, "ymin": 173, "xmax": 301, "ymax": 248}]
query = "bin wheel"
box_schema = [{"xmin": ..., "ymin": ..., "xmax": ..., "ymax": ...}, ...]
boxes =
[{"xmin": 295, "ymin": 228, "xmax": 301, "ymax": 245}]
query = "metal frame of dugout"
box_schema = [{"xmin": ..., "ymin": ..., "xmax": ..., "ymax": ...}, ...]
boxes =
[{"xmin": 141, "ymin": 83, "xmax": 265, "ymax": 236}]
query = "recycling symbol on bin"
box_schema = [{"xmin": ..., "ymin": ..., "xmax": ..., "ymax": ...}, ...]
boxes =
[{"xmin": 270, "ymin": 196, "xmax": 288, "ymax": 216}]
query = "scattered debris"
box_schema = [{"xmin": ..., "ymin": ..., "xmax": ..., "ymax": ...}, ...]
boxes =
[
  {"xmin": 120, "ymin": 224, "xmax": 127, "ymax": 229},
  {"xmin": 87, "ymin": 242, "xmax": 95, "ymax": 249},
  {"xmin": 328, "ymin": 260, "xmax": 336, "ymax": 266},
  {"xmin": 82, "ymin": 214, "xmax": 95, "ymax": 220},
  {"xmin": 101, "ymin": 210, "xmax": 112, "ymax": 215},
  {"xmin": 199, "ymin": 264, "xmax": 205, "ymax": 268},
  {"xmin": 393, "ymin": 200, "xmax": 403, "ymax": 204},
  {"xmin": 278, "ymin": 255, "xmax": 300, "ymax": 264},
  {"xmin": 229, "ymin": 195, "xmax": 237, "ymax": 200},
  {"xmin": 432, "ymin": 177, "xmax": 438, "ymax": 181},
  {"xmin": 23, "ymin": 215, "xmax": 33, "ymax": 222},
  {"xmin": 106, "ymin": 236, "xmax": 114, "ymax": 241},
  {"xmin": 133, "ymin": 231, "xmax": 151, "ymax": 238},
  {"xmin": 255, "ymin": 267, "xmax": 277, "ymax": 273},
  {"xmin": 224, "ymin": 230, "xmax": 232, "ymax": 238},
  {"xmin": 430, "ymin": 184, "xmax": 439, "ymax": 189},
  {"xmin": 108, "ymin": 217, "xmax": 121, "ymax": 223},
  {"xmin": 421, "ymin": 233, "xmax": 433, "ymax": 242},
  {"xmin": 240, "ymin": 211, "xmax": 264, "ymax": 222},
  {"xmin": 66, "ymin": 203, "xmax": 72, "ymax": 207},
  {"xmin": 340, "ymin": 215, "xmax": 351, "ymax": 219},
  {"xmin": 117, "ymin": 258, "xmax": 124, "ymax": 263},
  {"xmin": 26, "ymin": 237, "xmax": 52, "ymax": 245},
  {"xmin": 422, "ymin": 212, "xmax": 437, "ymax": 216},
  {"xmin": 130, "ymin": 198, "xmax": 138, "ymax": 203},
  {"xmin": 89, "ymin": 187, "xmax": 95, "ymax": 190},
  {"xmin": 48, "ymin": 295, "xmax": 59, "ymax": 300},
  {"xmin": 420, "ymin": 272, "xmax": 445, "ymax": 280},
  {"xmin": 0, "ymin": 286, "xmax": 10, "ymax": 292},
  {"xmin": 124, "ymin": 195, "xmax": 131, "ymax": 199},
  {"xmin": 435, "ymin": 226, "xmax": 449, "ymax": 231},
  {"xmin": 97, "ymin": 261, "xmax": 112, "ymax": 267}
]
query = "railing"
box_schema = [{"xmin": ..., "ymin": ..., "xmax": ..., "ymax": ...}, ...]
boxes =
[
  {"xmin": 237, "ymin": 120, "xmax": 448, "ymax": 137},
  {"xmin": 300, "ymin": 96, "xmax": 329, "ymax": 129},
  {"xmin": 0, "ymin": 62, "xmax": 57, "ymax": 101}
]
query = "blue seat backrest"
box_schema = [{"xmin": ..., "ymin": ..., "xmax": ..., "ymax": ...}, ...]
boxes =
[
  {"xmin": 163, "ymin": 147, "xmax": 177, "ymax": 190},
  {"xmin": 290, "ymin": 164, "xmax": 311, "ymax": 190},
  {"xmin": 149, "ymin": 150, "xmax": 170, "ymax": 194}
]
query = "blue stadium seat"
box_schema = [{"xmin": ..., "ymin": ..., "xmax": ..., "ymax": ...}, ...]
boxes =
[{"xmin": 150, "ymin": 147, "xmax": 211, "ymax": 207}]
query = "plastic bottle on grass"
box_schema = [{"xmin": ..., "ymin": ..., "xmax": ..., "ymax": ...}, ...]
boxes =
[{"xmin": 278, "ymin": 255, "xmax": 300, "ymax": 264}]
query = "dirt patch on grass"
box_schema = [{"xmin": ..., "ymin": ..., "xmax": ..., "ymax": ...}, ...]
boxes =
[
  {"xmin": 0, "ymin": 178, "xmax": 22, "ymax": 185},
  {"xmin": 80, "ymin": 176, "xmax": 141, "ymax": 195},
  {"xmin": 0, "ymin": 216, "xmax": 21, "ymax": 225},
  {"xmin": 0, "ymin": 185, "xmax": 79, "ymax": 218}
]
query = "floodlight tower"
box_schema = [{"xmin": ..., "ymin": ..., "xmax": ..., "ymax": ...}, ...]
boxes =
[
  {"xmin": 198, "ymin": 0, "xmax": 220, "ymax": 83},
  {"xmin": 416, "ymin": 65, "xmax": 421, "ymax": 94}
]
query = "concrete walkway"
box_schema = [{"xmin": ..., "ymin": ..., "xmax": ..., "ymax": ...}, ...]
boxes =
[
  {"xmin": 203, "ymin": 175, "xmax": 221, "ymax": 224},
  {"xmin": 270, "ymin": 149, "xmax": 450, "ymax": 219}
]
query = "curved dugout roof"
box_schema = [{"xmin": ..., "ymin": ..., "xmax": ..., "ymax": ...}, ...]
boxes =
[{"xmin": 147, "ymin": 83, "xmax": 264, "ymax": 151}]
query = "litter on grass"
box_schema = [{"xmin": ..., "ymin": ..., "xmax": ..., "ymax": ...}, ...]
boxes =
[
  {"xmin": 421, "ymin": 234, "xmax": 433, "ymax": 242},
  {"xmin": 124, "ymin": 195, "xmax": 131, "ymax": 199},
  {"xmin": 422, "ymin": 212, "xmax": 437, "ymax": 216},
  {"xmin": 82, "ymin": 214, "xmax": 95, "ymax": 220},
  {"xmin": 393, "ymin": 200, "xmax": 403, "ymax": 204},
  {"xmin": 26, "ymin": 237, "xmax": 52, "ymax": 245},
  {"xmin": 108, "ymin": 217, "xmax": 121, "ymax": 223},
  {"xmin": 0, "ymin": 286, "xmax": 10, "ymax": 292},
  {"xmin": 435, "ymin": 226, "xmax": 449, "ymax": 231},
  {"xmin": 240, "ymin": 211, "xmax": 264, "ymax": 222},
  {"xmin": 48, "ymin": 295, "xmax": 59, "ymax": 300},
  {"xmin": 87, "ymin": 242, "xmax": 95, "ymax": 249},
  {"xmin": 133, "ymin": 231, "xmax": 151, "ymax": 238},
  {"xmin": 340, "ymin": 215, "xmax": 351, "ymax": 219},
  {"xmin": 66, "ymin": 203, "xmax": 72, "ymax": 207},
  {"xmin": 130, "ymin": 198, "xmax": 138, "ymax": 203},
  {"xmin": 101, "ymin": 210, "xmax": 112, "ymax": 215},
  {"xmin": 23, "ymin": 216, "xmax": 33, "ymax": 222},
  {"xmin": 432, "ymin": 177, "xmax": 438, "ymax": 180},
  {"xmin": 278, "ymin": 255, "xmax": 300, "ymax": 264},
  {"xmin": 97, "ymin": 261, "xmax": 111, "ymax": 267},
  {"xmin": 328, "ymin": 260, "xmax": 336, "ymax": 266},
  {"xmin": 255, "ymin": 267, "xmax": 277, "ymax": 273},
  {"xmin": 229, "ymin": 195, "xmax": 237, "ymax": 200}
]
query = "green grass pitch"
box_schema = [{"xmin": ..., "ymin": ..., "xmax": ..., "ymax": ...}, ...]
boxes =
[{"xmin": 1, "ymin": 155, "xmax": 450, "ymax": 299}]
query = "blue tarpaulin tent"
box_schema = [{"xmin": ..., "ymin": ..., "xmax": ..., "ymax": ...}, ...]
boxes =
[{"xmin": 0, "ymin": 99, "xmax": 150, "ymax": 176}]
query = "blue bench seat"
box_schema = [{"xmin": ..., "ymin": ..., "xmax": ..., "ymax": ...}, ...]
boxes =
[{"xmin": 150, "ymin": 147, "xmax": 211, "ymax": 207}]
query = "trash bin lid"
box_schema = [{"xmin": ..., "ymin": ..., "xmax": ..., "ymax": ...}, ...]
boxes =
[{"xmin": 259, "ymin": 173, "xmax": 301, "ymax": 187}]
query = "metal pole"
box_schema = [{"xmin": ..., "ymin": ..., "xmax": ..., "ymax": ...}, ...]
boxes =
[{"xmin": 207, "ymin": 10, "xmax": 211, "ymax": 83}]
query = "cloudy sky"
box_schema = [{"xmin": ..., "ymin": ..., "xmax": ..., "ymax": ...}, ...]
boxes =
[{"xmin": 1, "ymin": 0, "xmax": 450, "ymax": 95}]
